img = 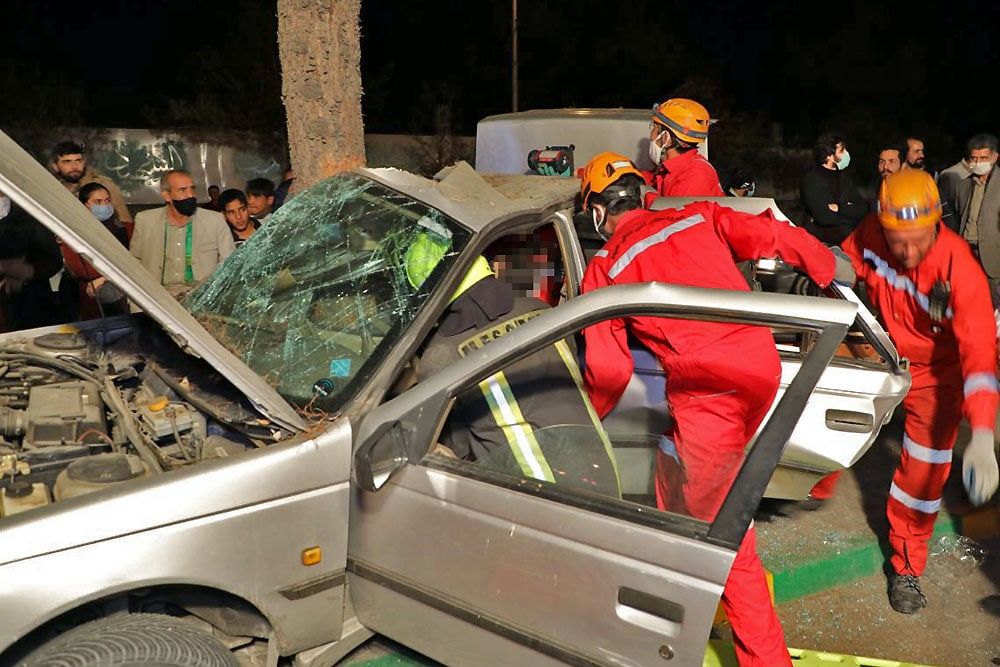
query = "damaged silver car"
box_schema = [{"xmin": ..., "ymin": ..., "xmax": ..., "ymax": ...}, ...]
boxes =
[{"xmin": 0, "ymin": 127, "xmax": 905, "ymax": 667}]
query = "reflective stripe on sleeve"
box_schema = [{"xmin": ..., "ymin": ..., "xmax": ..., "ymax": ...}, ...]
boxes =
[
  {"xmin": 902, "ymin": 434, "xmax": 952, "ymax": 465},
  {"xmin": 889, "ymin": 481, "xmax": 942, "ymax": 514},
  {"xmin": 479, "ymin": 372, "xmax": 555, "ymax": 483},
  {"xmin": 862, "ymin": 249, "xmax": 954, "ymax": 319},
  {"xmin": 608, "ymin": 214, "xmax": 705, "ymax": 279},
  {"xmin": 595, "ymin": 249, "xmax": 609, "ymax": 258},
  {"xmin": 964, "ymin": 372, "xmax": 1000, "ymax": 397}
]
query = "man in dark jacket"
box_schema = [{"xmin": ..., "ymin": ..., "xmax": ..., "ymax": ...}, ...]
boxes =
[
  {"xmin": 414, "ymin": 253, "xmax": 620, "ymax": 498},
  {"xmin": 800, "ymin": 133, "xmax": 868, "ymax": 245},
  {"xmin": 0, "ymin": 200, "xmax": 68, "ymax": 331}
]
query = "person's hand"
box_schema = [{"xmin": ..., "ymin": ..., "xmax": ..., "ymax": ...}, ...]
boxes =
[
  {"xmin": 85, "ymin": 277, "xmax": 107, "ymax": 298},
  {"xmin": 0, "ymin": 276, "xmax": 25, "ymax": 295},
  {"xmin": 829, "ymin": 246, "xmax": 856, "ymax": 287},
  {"xmin": 0, "ymin": 257, "xmax": 34, "ymax": 281},
  {"xmin": 963, "ymin": 429, "xmax": 999, "ymax": 506},
  {"xmin": 828, "ymin": 203, "xmax": 840, "ymax": 213}
]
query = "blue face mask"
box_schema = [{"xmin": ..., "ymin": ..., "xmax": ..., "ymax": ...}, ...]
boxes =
[
  {"xmin": 836, "ymin": 150, "xmax": 851, "ymax": 171},
  {"xmin": 90, "ymin": 204, "xmax": 115, "ymax": 221}
]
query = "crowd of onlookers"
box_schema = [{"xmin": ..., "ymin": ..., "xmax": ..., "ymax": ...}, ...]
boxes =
[
  {"xmin": 795, "ymin": 131, "xmax": 1000, "ymax": 303},
  {"xmin": 0, "ymin": 141, "xmax": 295, "ymax": 332}
]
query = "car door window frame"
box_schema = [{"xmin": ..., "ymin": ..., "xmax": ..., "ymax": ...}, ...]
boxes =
[{"xmin": 353, "ymin": 282, "xmax": 854, "ymax": 550}]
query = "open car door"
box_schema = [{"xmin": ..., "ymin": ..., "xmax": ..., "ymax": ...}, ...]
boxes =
[{"xmin": 347, "ymin": 282, "xmax": 855, "ymax": 666}]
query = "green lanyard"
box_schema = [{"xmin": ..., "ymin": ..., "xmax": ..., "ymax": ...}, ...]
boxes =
[{"xmin": 162, "ymin": 220, "xmax": 194, "ymax": 284}]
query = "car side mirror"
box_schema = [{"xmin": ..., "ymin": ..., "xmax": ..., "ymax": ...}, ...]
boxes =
[{"xmin": 354, "ymin": 420, "xmax": 408, "ymax": 492}]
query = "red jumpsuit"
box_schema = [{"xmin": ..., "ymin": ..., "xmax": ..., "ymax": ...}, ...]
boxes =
[
  {"xmin": 842, "ymin": 217, "xmax": 999, "ymax": 576},
  {"xmin": 582, "ymin": 202, "xmax": 835, "ymax": 667},
  {"xmin": 644, "ymin": 149, "xmax": 725, "ymax": 197}
]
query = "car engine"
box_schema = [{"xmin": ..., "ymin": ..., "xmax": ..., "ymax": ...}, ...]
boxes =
[{"xmin": 0, "ymin": 328, "xmax": 287, "ymax": 518}]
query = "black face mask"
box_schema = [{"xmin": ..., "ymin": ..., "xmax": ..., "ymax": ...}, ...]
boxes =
[{"xmin": 171, "ymin": 197, "xmax": 198, "ymax": 217}]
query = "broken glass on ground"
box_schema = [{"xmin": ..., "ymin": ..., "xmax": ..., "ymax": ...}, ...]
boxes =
[{"xmin": 924, "ymin": 533, "xmax": 987, "ymax": 591}]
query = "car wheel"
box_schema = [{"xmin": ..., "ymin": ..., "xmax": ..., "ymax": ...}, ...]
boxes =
[{"xmin": 18, "ymin": 613, "xmax": 238, "ymax": 666}]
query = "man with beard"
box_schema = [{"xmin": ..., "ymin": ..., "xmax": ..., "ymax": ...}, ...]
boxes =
[
  {"xmin": 903, "ymin": 136, "xmax": 936, "ymax": 177},
  {"xmin": 50, "ymin": 141, "xmax": 132, "ymax": 225},
  {"xmin": 130, "ymin": 170, "xmax": 234, "ymax": 288}
]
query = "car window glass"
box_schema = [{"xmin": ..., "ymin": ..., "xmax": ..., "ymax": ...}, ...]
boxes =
[
  {"xmin": 416, "ymin": 313, "xmax": 783, "ymax": 527},
  {"xmin": 185, "ymin": 174, "xmax": 471, "ymax": 412}
]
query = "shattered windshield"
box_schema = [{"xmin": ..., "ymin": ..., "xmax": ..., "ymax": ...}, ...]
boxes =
[{"xmin": 185, "ymin": 173, "xmax": 470, "ymax": 412}]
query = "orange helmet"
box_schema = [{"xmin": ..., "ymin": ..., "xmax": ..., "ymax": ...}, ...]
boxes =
[
  {"xmin": 579, "ymin": 151, "xmax": 644, "ymax": 209},
  {"xmin": 877, "ymin": 169, "xmax": 942, "ymax": 230},
  {"xmin": 651, "ymin": 98, "xmax": 714, "ymax": 144}
]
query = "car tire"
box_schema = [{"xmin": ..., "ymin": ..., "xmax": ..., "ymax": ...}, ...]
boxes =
[{"xmin": 17, "ymin": 612, "xmax": 238, "ymax": 666}]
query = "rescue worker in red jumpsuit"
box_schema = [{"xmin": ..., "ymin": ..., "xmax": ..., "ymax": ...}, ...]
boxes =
[
  {"xmin": 578, "ymin": 152, "xmax": 853, "ymax": 666},
  {"xmin": 645, "ymin": 98, "xmax": 725, "ymax": 198},
  {"xmin": 840, "ymin": 169, "xmax": 1000, "ymax": 614}
]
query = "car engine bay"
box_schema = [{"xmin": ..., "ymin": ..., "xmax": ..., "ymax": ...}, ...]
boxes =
[{"xmin": 0, "ymin": 322, "xmax": 292, "ymax": 518}]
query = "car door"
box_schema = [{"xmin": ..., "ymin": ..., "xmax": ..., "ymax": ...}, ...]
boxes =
[
  {"xmin": 557, "ymin": 200, "xmax": 909, "ymax": 500},
  {"xmin": 347, "ymin": 282, "xmax": 855, "ymax": 666}
]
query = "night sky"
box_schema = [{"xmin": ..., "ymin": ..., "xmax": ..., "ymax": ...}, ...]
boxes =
[{"xmin": 3, "ymin": 0, "xmax": 998, "ymax": 174}]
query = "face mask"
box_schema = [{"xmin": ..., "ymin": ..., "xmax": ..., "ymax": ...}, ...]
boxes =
[
  {"xmin": 648, "ymin": 132, "xmax": 665, "ymax": 166},
  {"xmin": 836, "ymin": 150, "xmax": 851, "ymax": 170},
  {"xmin": 970, "ymin": 160, "xmax": 993, "ymax": 177},
  {"xmin": 0, "ymin": 195, "xmax": 9, "ymax": 220},
  {"xmin": 171, "ymin": 196, "xmax": 198, "ymax": 217},
  {"xmin": 90, "ymin": 203, "xmax": 115, "ymax": 222},
  {"xmin": 592, "ymin": 206, "xmax": 610, "ymax": 241}
]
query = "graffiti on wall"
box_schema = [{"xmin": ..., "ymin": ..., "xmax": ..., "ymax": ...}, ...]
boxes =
[{"xmin": 87, "ymin": 129, "xmax": 282, "ymax": 204}]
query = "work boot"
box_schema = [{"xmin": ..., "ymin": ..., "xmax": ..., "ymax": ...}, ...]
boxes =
[{"xmin": 888, "ymin": 573, "xmax": 927, "ymax": 614}]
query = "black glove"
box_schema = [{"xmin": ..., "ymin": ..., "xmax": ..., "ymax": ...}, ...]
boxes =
[{"xmin": 829, "ymin": 246, "xmax": 856, "ymax": 287}]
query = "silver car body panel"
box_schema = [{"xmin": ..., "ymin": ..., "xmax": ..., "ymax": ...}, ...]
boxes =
[
  {"xmin": 0, "ymin": 419, "xmax": 354, "ymax": 655},
  {"xmin": 348, "ymin": 282, "xmax": 856, "ymax": 666},
  {"xmin": 0, "ymin": 131, "xmax": 305, "ymax": 432}
]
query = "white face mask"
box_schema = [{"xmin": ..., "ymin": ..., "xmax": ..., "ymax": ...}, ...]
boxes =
[
  {"xmin": 836, "ymin": 150, "xmax": 851, "ymax": 170},
  {"xmin": 648, "ymin": 132, "xmax": 665, "ymax": 166},
  {"xmin": 969, "ymin": 160, "xmax": 994, "ymax": 176},
  {"xmin": 592, "ymin": 205, "xmax": 610, "ymax": 241},
  {"xmin": 0, "ymin": 195, "xmax": 9, "ymax": 220}
]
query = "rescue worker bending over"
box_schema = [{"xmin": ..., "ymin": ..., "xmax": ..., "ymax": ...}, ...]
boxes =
[
  {"xmin": 840, "ymin": 169, "xmax": 999, "ymax": 614},
  {"xmin": 579, "ymin": 152, "xmax": 851, "ymax": 667},
  {"xmin": 412, "ymin": 250, "xmax": 620, "ymax": 498},
  {"xmin": 646, "ymin": 97, "xmax": 725, "ymax": 198}
]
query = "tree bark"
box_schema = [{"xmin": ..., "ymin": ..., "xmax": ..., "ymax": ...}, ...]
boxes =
[{"xmin": 277, "ymin": 0, "xmax": 365, "ymax": 190}]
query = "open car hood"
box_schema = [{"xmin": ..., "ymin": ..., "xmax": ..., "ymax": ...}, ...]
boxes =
[{"xmin": 0, "ymin": 130, "xmax": 306, "ymax": 432}]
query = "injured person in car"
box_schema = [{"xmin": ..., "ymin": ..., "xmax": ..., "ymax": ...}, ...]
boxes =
[{"xmin": 409, "ymin": 247, "xmax": 621, "ymax": 498}]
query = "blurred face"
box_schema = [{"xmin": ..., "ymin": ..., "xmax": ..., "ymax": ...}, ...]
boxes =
[
  {"xmin": 85, "ymin": 188, "xmax": 112, "ymax": 208},
  {"xmin": 208, "ymin": 186, "xmax": 220, "ymax": 201},
  {"xmin": 247, "ymin": 193, "xmax": 274, "ymax": 216},
  {"xmin": 882, "ymin": 225, "xmax": 937, "ymax": 269},
  {"xmin": 878, "ymin": 149, "xmax": 901, "ymax": 179},
  {"xmin": 54, "ymin": 153, "xmax": 86, "ymax": 182},
  {"xmin": 223, "ymin": 198, "xmax": 251, "ymax": 230},
  {"xmin": 905, "ymin": 139, "xmax": 925, "ymax": 169}
]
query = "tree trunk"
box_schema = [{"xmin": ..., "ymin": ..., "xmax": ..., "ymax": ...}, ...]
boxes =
[{"xmin": 277, "ymin": 0, "xmax": 365, "ymax": 190}]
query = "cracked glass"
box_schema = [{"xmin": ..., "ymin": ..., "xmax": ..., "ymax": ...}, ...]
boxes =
[{"xmin": 185, "ymin": 173, "xmax": 471, "ymax": 412}]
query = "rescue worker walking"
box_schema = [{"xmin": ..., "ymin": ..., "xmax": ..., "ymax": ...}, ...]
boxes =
[
  {"xmin": 413, "ymin": 251, "xmax": 620, "ymax": 498},
  {"xmin": 646, "ymin": 98, "xmax": 725, "ymax": 198},
  {"xmin": 840, "ymin": 169, "xmax": 1000, "ymax": 614},
  {"xmin": 578, "ymin": 152, "xmax": 852, "ymax": 666}
]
